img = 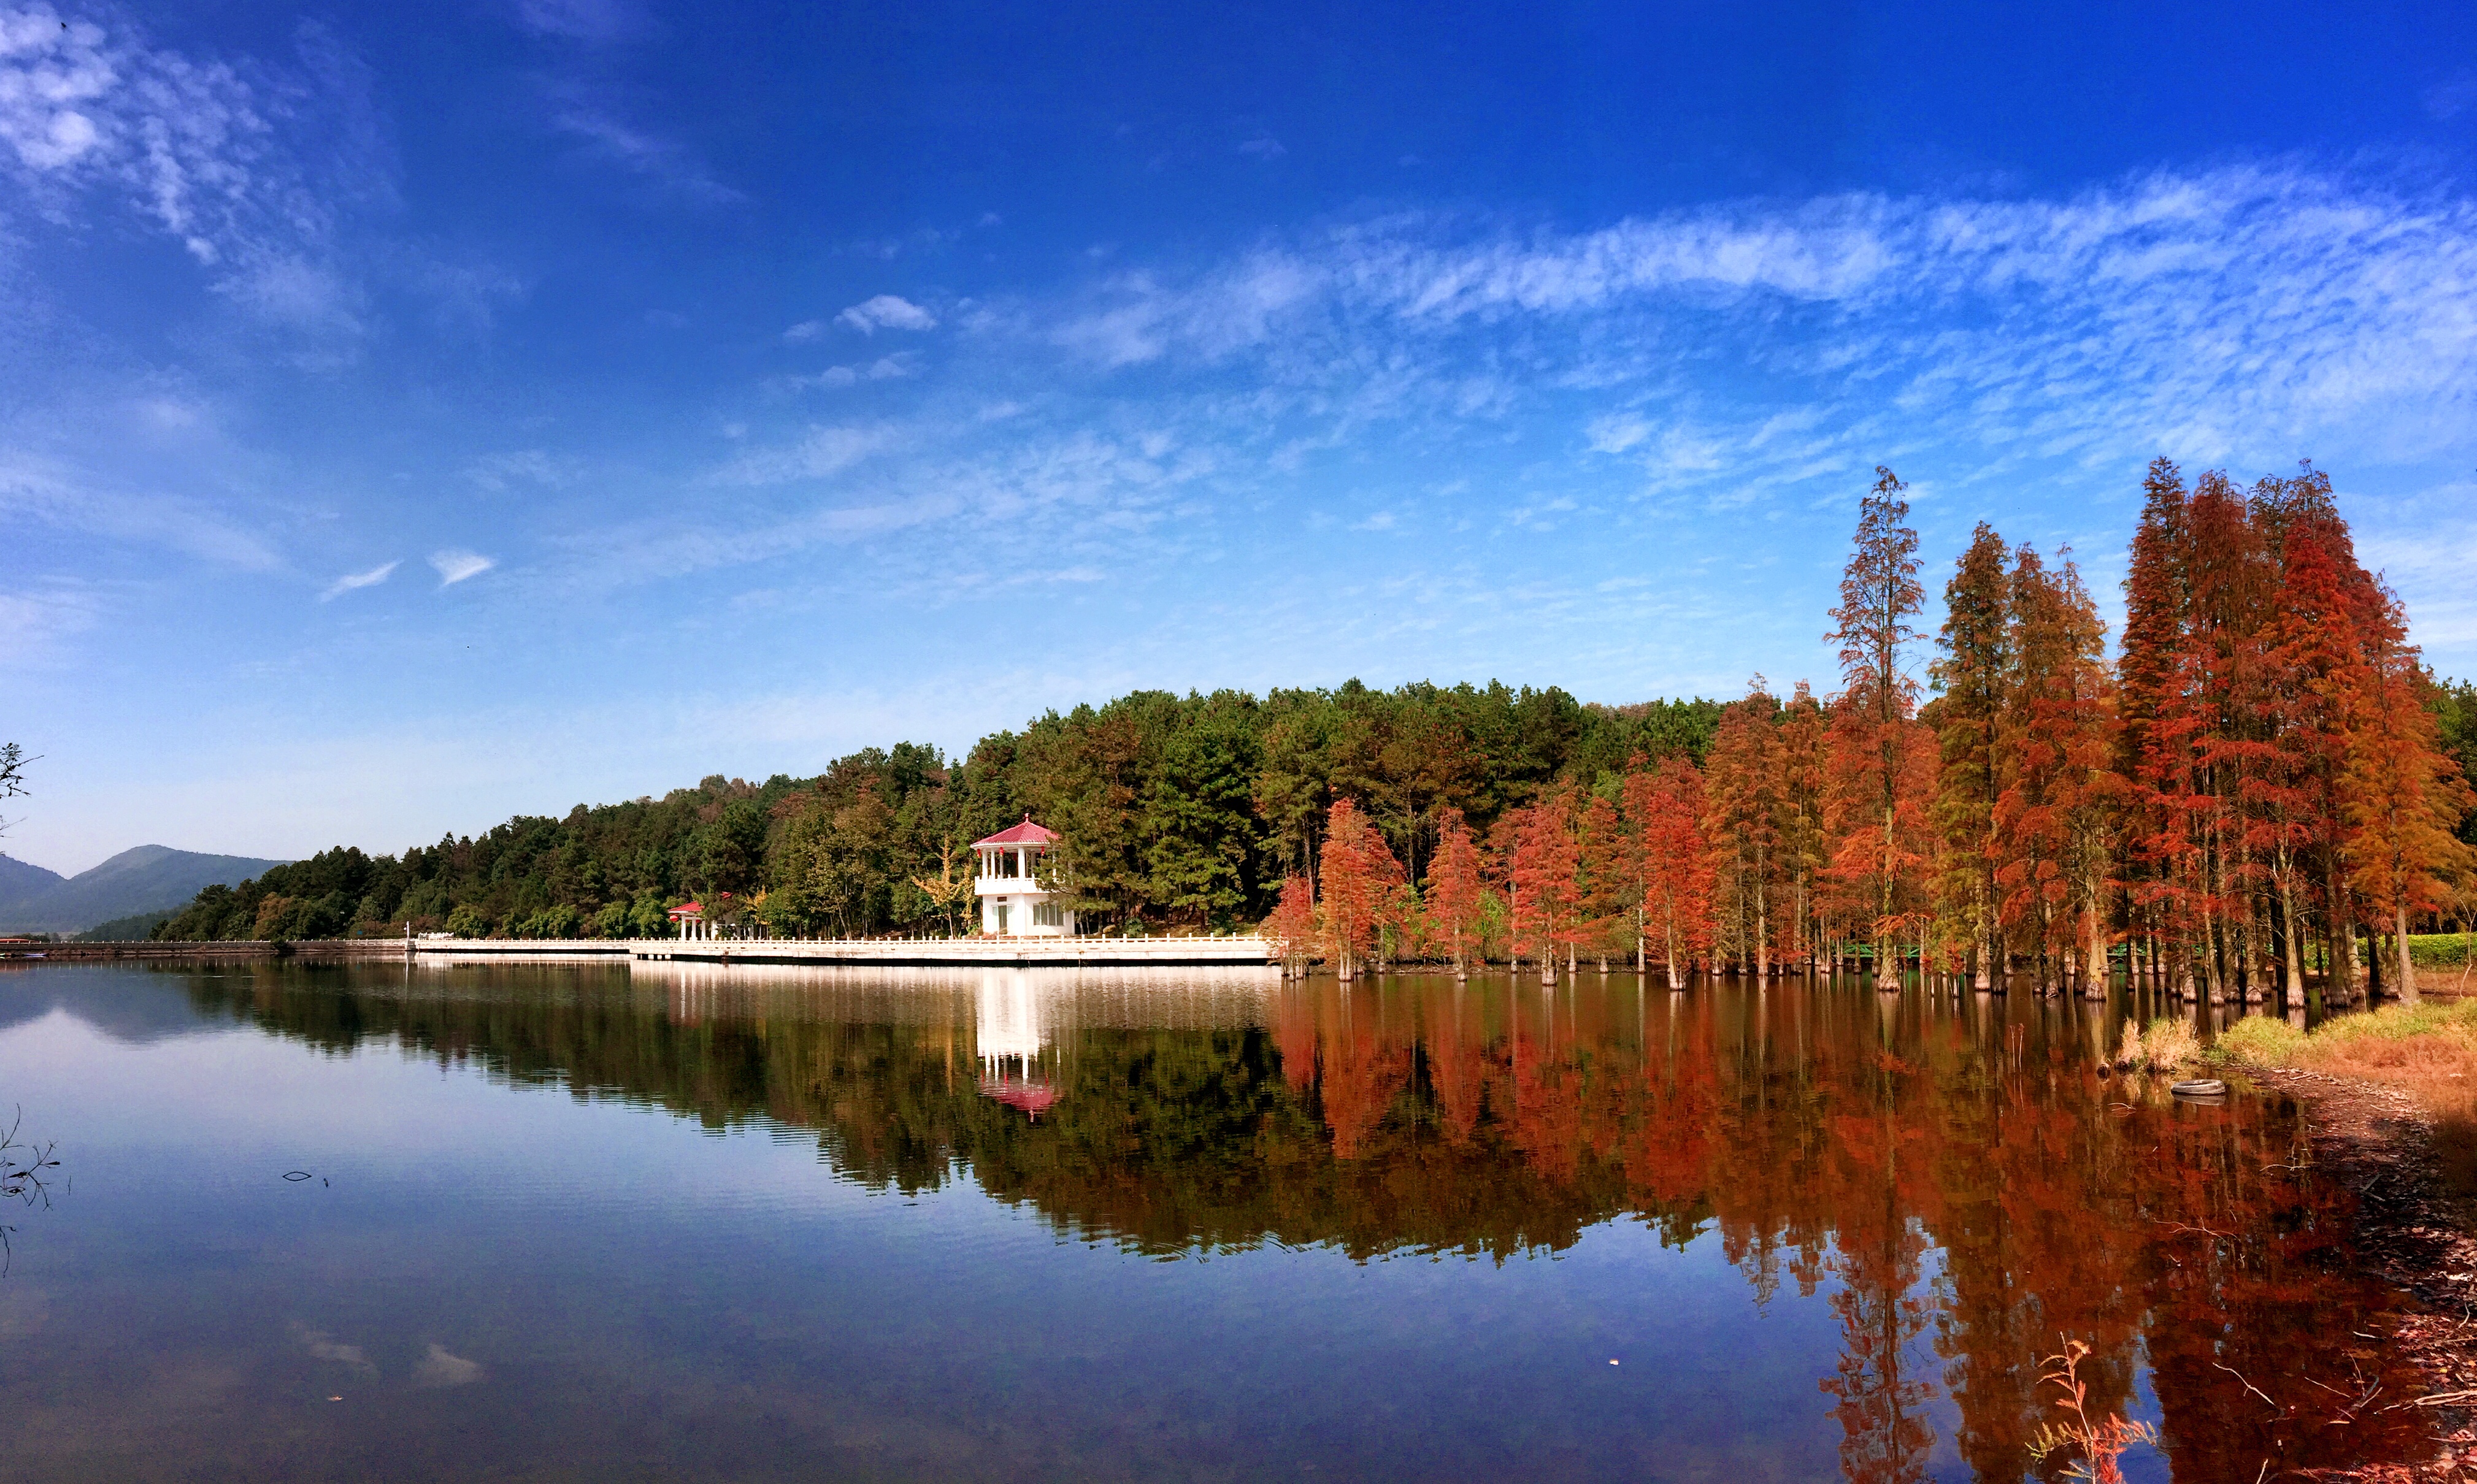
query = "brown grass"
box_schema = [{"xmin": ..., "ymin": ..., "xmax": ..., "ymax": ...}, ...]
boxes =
[{"xmin": 2218, "ymin": 1000, "xmax": 2477, "ymax": 1115}]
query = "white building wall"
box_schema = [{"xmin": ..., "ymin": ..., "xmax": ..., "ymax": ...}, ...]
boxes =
[{"xmin": 974, "ymin": 844, "xmax": 1075, "ymax": 937}]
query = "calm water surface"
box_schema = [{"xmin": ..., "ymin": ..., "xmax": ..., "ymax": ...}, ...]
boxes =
[{"xmin": 0, "ymin": 960, "xmax": 2427, "ymax": 1482}]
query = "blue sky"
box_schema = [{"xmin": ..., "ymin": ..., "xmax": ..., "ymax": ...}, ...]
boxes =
[{"xmin": 4, "ymin": 0, "xmax": 2476, "ymax": 873}]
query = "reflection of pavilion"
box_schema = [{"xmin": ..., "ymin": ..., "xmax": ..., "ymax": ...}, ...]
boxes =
[{"xmin": 975, "ymin": 970, "xmax": 1060, "ymax": 1119}]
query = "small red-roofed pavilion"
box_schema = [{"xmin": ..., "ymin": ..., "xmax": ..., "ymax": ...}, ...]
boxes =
[
  {"xmin": 667, "ymin": 901, "xmax": 705, "ymax": 940},
  {"xmin": 972, "ymin": 816, "xmax": 1070, "ymax": 936}
]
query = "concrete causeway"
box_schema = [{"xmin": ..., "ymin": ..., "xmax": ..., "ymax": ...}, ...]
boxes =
[{"xmin": 409, "ymin": 936, "xmax": 1277, "ymax": 968}]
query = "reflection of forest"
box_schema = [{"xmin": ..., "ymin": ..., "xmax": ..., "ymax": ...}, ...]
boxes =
[{"xmin": 175, "ymin": 962, "xmax": 2422, "ymax": 1480}]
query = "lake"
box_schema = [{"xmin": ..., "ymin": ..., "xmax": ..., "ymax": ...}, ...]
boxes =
[{"xmin": 0, "ymin": 959, "xmax": 2427, "ymax": 1481}]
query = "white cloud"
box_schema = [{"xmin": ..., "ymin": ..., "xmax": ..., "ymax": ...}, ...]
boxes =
[
  {"xmin": 778, "ymin": 353, "xmax": 921, "ymax": 392},
  {"xmin": 410, "ymin": 1343, "xmax": 485, "ymax": 1388},
  {"xmin": 1236, "ymin": 134, "xmax": 1285, "ymax": 161},
  {"xmin": 429, "ymin": 549, "xmax": 494, "ymax": 586},
  {"xmin": 319, "ymin": 559, "xmax": 397, "ymax": 600},
  {"xmin": 510, "ymin": 0, "xmax": 649, "ymax": 42},
  {"xmin": 0, "ymin": 6, "xmax": 400, "ymax": 357},
  {"xmin": 0, "ymin": 451, "xmax": 278, "ymax": 568},
  {"xmin": 0, "ymin": 578, "xmax": 100, "ymax": 667},
  {"xmin": 1046, "ymin": 166, "xmax": 2477, "ymax": 480},
  {"xmin": 465, "ymin": 449, "xmax": 581, "ymax": 491},
  {"xmin": 2426, "ymin": 72, "xmax": 2477, "ymax": 122},
  {"xmin": 782, "ymin": 319, "xmax": 825, "ymax": 342},
  {"xmin": 1585, "ymin": 413, "xmax": 1651, "ymax": 454},
  {"xmin": 550, "ymin": 99, "xmax": 740, "ymax": 204},
  {"xmin": 706, "ymin": 424, "xmax": 898, "ymax": 485},
  {"xmin": 835, "ymin": 294, "xmax": 937, "ymax": 334}
]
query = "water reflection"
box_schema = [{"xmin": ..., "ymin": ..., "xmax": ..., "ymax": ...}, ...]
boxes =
[{"xmin": 6, "ymin": 960, "xmax": 2433, "ymax": 1480}]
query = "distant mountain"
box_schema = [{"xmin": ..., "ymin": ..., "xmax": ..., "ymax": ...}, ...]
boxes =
[
  {"xmin": 0, "ymin": 846, "xmax": 291, "ymax": 935},
  {"xmin": 0, "ymin": 852, "xmax": 66, "ymax": 909}
]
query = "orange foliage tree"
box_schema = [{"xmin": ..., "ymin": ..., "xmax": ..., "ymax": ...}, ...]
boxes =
[
  {"xmin": 1639, "ymin": 756, "xmax": 1713, "ymax": 988},
  {"xmin": 1426, "ymin": 806, "xmax": 1486, "ymax": 975},
  {"xmin": 1318, "ymin": 798, "xmax": 1400, "ymax": 980},
  {"xmin": 1826, "ymin": 467, "xmax": 1934, "ymax": 987},
  {"xmin": 1704, "ymin": 683, "xmax": 1786, "ymax": 976},
  {"xmin": 1510, "ymin": 795, "xmax": 1583, "ymax": 978}
]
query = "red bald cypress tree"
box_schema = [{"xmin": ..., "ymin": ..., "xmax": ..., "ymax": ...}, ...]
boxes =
[
  {"xmin": 1426, "ymin": 806, "xmax": 1485, "ymax": 977},
  {"xmin": 1319, "ymin": 798, "xmax": 1399, "ymax": 981},
  {"xmin": 2258, "ymin": 476, "xmax": 2364, "ymax": 1002},
  {"xmin": 1995, "ymin": 545, "xmax": 2121, "ymax": 995},
  {"xmin": 1932, "ymin": 524, "xmax": 2012, "ymax": 987},
  {"xmin": 2117, "ymin": 457, "xmax": 2190, "ymax": 991},
  {"xmin": 1576, "ymin": 790, "xmax": 1634, "ymax": 971},
  {"xmin": 1619, "ymin": 765, "xmax": 1662, "ymax": 972},
  {"xmin": 1775, "ymin": 681, "xmax": 1831, "ymax": 973},
  {"xmin": 1511, "ymin": 794, "xmax": 1582, "ymax": 979},
  {"xmin": 1705, "ymin": 683, "xmax": 1786, "ymax": 976},
  {"xmin": 2341, "ymin": 592, "xmax": 2476, "ymax": 1003},
  {"xmin": 1639, "ymin": 755, "xmax": 1713, "ymax": 988},
  {"xmin": 1268, "ymin": 875, "xmax": 1318, "ymax": 976},
  {"xmin": 1826, "ymin": 468, "xmax": 1932, "ymax": 988}
]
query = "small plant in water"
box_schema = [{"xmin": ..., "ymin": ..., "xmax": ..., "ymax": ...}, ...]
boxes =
[
  {"xmin": 2113, "ymin": 1017, "xmax": 2200, "ymax": 1074},
  {"xmin": 2024, "ymin": 1337, "xmax": 2160, "ymax": 1483}
]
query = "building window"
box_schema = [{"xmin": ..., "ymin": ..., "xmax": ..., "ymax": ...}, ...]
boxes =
[{"xmin": 1032, "ymin": 901, "xmax": 1063, "ymax": 928}]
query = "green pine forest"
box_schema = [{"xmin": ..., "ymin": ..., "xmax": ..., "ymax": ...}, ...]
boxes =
[{"xmin": 154, "ymin": 684, "xmax": 1728, "ymax": 943}]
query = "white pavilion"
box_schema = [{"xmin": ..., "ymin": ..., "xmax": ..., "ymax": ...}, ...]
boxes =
[{"xmin": 974, "ymin": 817, "xmax": 1073, "ymax": 936}]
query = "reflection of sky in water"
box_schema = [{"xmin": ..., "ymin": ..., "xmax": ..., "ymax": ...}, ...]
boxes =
[{"xmin": 0, "ymin": 963, "xmax": 2402, "ymax": 1480}]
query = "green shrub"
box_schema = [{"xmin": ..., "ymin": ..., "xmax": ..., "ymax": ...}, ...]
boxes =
[
  {"xmin": 2213, "ymin": 1015, "xmax": 2305, "ymax": 1065},
  {"xmin": 2410, "ymin": 933, "xmax": 2477, "ymax": 969}
]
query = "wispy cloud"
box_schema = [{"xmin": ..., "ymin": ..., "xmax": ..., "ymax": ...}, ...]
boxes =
[
  {"xmin": 429, "ymin": 549, "xmax": 494, "ymax": 585},
  {"xmin": 465, "ymin": 449, "xmax": 581, "ymax": 490},
  {"xmin": 550, "ymin": 101, "xmax": 741, "ymax": 204},
  {"xmin": 706, "ymin": 424, "xmax": 898, "ymax": 485},
  {"xmin": 0, "ymin": 7, "xmax": 390, "ymax": 308},
  {"xmin": 0, "ymin": 451, "xmax": 279, "ymax": 568},
  {"xmin": 0, "ymin": 578, "xmax": 102, "ymax": 667},
  {"xmin": 2426, "ymin": 71, "xmax": 2477, "ymax": 123},
  {"xmin": 510, "ymin": 0, "xmax": 651, "ymax": 43},
  {"xmin": 1046, "ymin": 166, "xmax": 2477, "ymax": 478},
  {"xmin": 777, "ymin": 354, "xmax": 921, "ymax": 392},
  {"xmin": 835, "ymin": 294, "xmax": 937, "ymax": 334},
  {"xmin": 1236, "ymin": 133, "xmax": 1285, "ymax": 161},
  {"xmin": 320, "ymin": 559, "xmax": 398, "ymax": 600}
]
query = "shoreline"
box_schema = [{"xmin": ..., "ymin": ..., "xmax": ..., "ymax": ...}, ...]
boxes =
[{"xmin": 2240, "ymin": 1063, "xmax": 2477, "ymax": 1481}]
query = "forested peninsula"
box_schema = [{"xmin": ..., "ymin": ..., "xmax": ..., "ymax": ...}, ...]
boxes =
[
  {"xmin": 159, "ymin": 459, "xmax": 2477, "ymax": 999},
  {"xmin": 156, "ymin": 686, "xmax": 1724, "ymax": 943}
]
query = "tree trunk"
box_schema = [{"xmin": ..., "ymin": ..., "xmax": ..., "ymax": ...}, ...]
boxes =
[
  {"xmin": 2279, "ymin": 874, "xmax": 2306, "ymax": 1012},
  {"xmin": 2395, "ymin": 900, "xmax": 2419, "ymax": 1006}
]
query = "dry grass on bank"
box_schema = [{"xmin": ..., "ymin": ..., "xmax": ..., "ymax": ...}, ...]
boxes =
[{"xmin": 2218, "ymin": 1001, "xmax": 2477, "ymax": 1111}]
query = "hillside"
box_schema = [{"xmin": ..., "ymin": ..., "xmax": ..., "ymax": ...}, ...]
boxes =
[
  {"xmin": 0, "ymin": 852, "xmax": 66, "ymax": 910},
  {"xmin": 0, "ymin": 846, "xmax": 292, "ymax": 934}
]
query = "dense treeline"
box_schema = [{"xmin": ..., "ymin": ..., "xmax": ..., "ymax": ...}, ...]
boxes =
[
  {"xmin": 155, "ymin": 689, "xmax": 1724, "ymax": 941},
  {"xmin": 156, "ymin": 456, "xmax": 2476, "ymax": 981},
  {"xmin": 1272, "ymin": 461, "xmax": 2477, "ymax": 1004}
]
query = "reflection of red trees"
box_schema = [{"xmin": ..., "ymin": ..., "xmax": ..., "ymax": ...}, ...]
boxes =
[{"xmin": 1261, "ymin": 977, "xmax": 2424, "ymax": 1474}]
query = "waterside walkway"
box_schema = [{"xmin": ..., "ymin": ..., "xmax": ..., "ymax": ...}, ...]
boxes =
[{"xmin": 417, "ymin": 936, "xmax": 1277, "ymax": 968}]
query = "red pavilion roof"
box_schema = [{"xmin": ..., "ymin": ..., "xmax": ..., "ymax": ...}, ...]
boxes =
[
  {"xmin": 668, "ymin": 901, "xmax": 702, "ymax": 917},
  {"xmin": 972, "ymin": 816, "xmax": 1059, "ymax": 849}
]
